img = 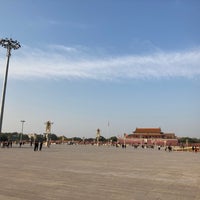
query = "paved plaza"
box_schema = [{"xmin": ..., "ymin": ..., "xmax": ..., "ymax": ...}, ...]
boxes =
[{"xmin": 0, "ymin": 144, "xmax": 199, "ymax": 200}]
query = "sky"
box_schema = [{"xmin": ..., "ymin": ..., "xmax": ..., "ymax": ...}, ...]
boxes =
[{"xmin": 0, "ymin": 0, "xmax": 200, "ymax": 138}]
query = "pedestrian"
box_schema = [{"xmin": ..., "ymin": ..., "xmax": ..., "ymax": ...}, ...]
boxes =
[
  {"xmin": 39, "ymin": 140, "xmax": 43, "ymax": 151},
  {"xmin": 19, "ymin": 141, "xmax": 22, "ymax": 148},
  {"xmin": 192, "ymin": 146, "xmax": 195, "ymax": 152},
  {"xmin": 34, "ymin": 140, "xmax": 39, "ymax": 151}
]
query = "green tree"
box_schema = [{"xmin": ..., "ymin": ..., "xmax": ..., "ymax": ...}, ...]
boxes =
[
  {"xmin": 99, "ymin": 136, "xmax": 106, "ymax": 142},
  {"xmin": 109, "ymin": 136, "xmax": 118, "ymax": 142},
  {"xmin": 0, "ymin": 134, "xmax": 8, "ymax": 141},
  {"xmin": 50, "ymin": 134, "xmax": 58, "ymax": 141},
  {"xmin": 73, "ymin": 137, "xmax": 82, "ymax": 142},
  {"xmin": 178, "ymin": 137, "xmax": 200, "ymax": 144}
]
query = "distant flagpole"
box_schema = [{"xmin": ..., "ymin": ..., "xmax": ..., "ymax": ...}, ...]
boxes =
[
  {"xmin": 107, "ymin": 120, "xmax": 110, "ymax": 144},
  {"xmin": 107, "ymin": 120, "xmax": 110, "ymax": 138}
]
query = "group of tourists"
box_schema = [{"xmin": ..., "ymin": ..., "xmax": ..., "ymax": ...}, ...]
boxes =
[
  {"xmin": 0, "ymin": 139, "xmax": 45, "ymax": 151},
  {"xmin": 192, "ymin": 146, "xmax": 199, "ymax": 152},
  {"xmin": 0, "ymin": 141, "xmax": 13, "ymax": 148},
  {"xmin": 33, "ymin": 140, "xmax": 43, "ymax": 151}
]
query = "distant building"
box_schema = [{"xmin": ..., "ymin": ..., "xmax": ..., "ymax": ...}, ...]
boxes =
[
  {"xmin": 118, "ymin": 127, "xmax": 178, "ymax": 146},
  {"xmin": 131, "ymin": 128, "xmax": 176, "ymax": 139}
]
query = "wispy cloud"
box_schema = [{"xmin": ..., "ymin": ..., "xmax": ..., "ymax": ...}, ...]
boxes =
[
  {"xmin": 46, "ymin": 18, "xmax": 88, "ymax": 29},
  {"xmin": 0, "ymin": 45, "xmax": 200, "ymax": 80}
]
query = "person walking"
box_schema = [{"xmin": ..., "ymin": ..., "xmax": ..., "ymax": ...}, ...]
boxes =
[
  {"xmin": 39, "ymin": 139, "xmax": 43, "ymax": 151},
  {"xmin": 34, "ymin": 140, "xmax": 39, "ymax": 151}
]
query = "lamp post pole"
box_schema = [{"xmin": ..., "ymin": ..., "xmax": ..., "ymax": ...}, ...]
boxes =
[
  {"xmin": 45, "ymin": 121, "xmax": 53, "ymax": 147},
  {"xmin": 20, "ymin": 120, "xmax": 25, "ymax": 143},
  {"xmin": 96, "ymin": 128, "xmax": 100, "ymax": 146},
  {"xmin": 0, "ymin": 38, "xmax": 21, "ymax": 134}
]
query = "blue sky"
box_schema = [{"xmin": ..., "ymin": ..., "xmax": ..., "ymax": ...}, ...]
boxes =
[{"xmin": 0, "ymin": 0, "xmax": 200, "ymax": 138}]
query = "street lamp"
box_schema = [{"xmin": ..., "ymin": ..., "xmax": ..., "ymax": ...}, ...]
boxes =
[
  {"xmin": 20, "ymin": 120, "xmax": 25, "ymax": 143},
  {"xmin": 0, "ymin": 38, "xmax": 21, "ymax": 134},
  {"xmin": 96, "ymin": 128, "xmax": 100, "ymax": 146},
  {"xmin": 44, "ymin": 121, "xmax": 53, "ymax": 147}
]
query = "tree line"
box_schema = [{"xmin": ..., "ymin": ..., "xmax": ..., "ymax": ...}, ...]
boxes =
[
  {"xmin": 0, "ymin": 132, "xmax": 118, "ymax": 143},
  {"xmin": 0, "ymin": 132, "xmax": 199, "ymax": 144},
  {"xmin": 178, "ymin": 137, "xmax": 200, "ymax": 144}
]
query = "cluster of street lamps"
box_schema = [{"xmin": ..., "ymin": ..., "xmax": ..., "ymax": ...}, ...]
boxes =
[
  {"xmin": 0, "ymin": 38, "xmax": 21, "ymax": 134},
  {"xmin": 0, "ymin": 38, "xmax": 54, "ymax": 145}
]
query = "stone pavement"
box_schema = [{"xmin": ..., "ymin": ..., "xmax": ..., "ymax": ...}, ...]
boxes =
[{"xmin": 0, "ymin": 144, "xmax": 199, "ymax": 200}]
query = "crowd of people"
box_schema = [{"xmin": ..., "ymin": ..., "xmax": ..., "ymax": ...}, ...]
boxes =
[{"xmin": 0, "ymin": 139, "xmax": 45, "ymax": 151}]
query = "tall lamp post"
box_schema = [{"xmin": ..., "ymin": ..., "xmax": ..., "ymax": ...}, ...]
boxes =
[
  {"xmin": 20, "ymin": 120, "xmax": 25, "ymax": 143},
  {"xmin": 0, "ymin": 38, "xmax": 21, "ymax": 134},
  {"xmin": 96, "ymin": 128, "xmax": 100, "ymax": 146},
  {"xmin": 45, "ymin": 121, "xmax": 53, "ymax": 147}
]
